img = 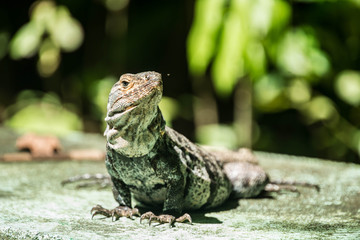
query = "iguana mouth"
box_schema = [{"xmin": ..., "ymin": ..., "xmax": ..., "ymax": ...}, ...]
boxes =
[
  {"xmin": 108, "ymin": 104, "xmax": 138, "ymax": 117},
  {"xmin": 124, "ymin": 105, "xmax": 137, "ymax": 112}
]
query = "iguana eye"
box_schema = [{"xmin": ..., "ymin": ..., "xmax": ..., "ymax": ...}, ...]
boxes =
[{"xmin": 121, "ymin": 80, "xmax": 130, "ymax": 88}]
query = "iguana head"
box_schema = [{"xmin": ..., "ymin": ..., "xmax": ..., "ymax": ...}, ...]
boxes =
[
  {"xmin": 104, "ymin": 71, "xmax": 165, "ymax": 157},
  {"xmin": 107, "ymin": 71, "xmax": 163, "ymax": 118}
]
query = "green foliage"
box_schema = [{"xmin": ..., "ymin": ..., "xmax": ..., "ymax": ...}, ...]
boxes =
[
  {"xmin": 302, "ymin": 96, "xmax": 338, "ymax": 123},
  {"xmin": 9, "ymin": 0, "xmax": 83, "ymax": 77},
  {"xmin": 188, "ymin": 0, "xmax": 291, "ymax": 97},
  {"xmin": 275, "ymin": 28, "xmax": 330, "ymax": 79},
  {"xmin": 188, "ymin": 0, "xmax": 360, "ymax": 161},
  {"xmin": 254, "ymin": 74, "xmax": 288, "ymax": 112},
  {"xmin": 335, "ymin": 71, "xmax": 360, "ymax": 106},
  {"xmin": 286, "ymin": 79, "xmax": 312, "ymax": 106},
  {"xmin": 4, "ymin": 91, "xmax": 82, "ymax": 135},
  {"xmin": 211, "ymin": 0, "xmax": 248, "ymax": 97},
  {"xmin": 188, "ymin": 0, "xmax": 329, "ymax": 97},
  {"xmin": 187, "ymin": 0, "xmax": 226, "ymax": 77},
  {"xmin": 88, "ymin": 76, "xmax": 117, "ymax": 131},
  {"xmin": 159, "ymin": 97, "xmax": 180, "ymax": 127},
  {"xmin": 3, "ymin": 0, "xmax": 360, "ymax": 162},
  {"xmin": 10, "ymin": 22, "xmax": 43, "ymax": 59},
  {"xmin": 196, "ymin": 124, "xmax": 238, "ymax": 149}
]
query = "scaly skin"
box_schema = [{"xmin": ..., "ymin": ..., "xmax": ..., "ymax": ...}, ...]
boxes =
[{"xmin": 92, "ymin": 71, "xmax": 314, "ymax": 226}]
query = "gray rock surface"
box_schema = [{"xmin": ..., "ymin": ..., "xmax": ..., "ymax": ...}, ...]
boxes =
[{"xmin": 0, "ymin": 128, "xmax": 359, "ymax": 239}]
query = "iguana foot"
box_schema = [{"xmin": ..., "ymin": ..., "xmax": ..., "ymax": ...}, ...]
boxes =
[
  {"xmin": 91, "ymin": 204, "xmax": 140, "ymax": 221},
  {"xmin": 140, "ymin": 211, "xmax": 192, "ymax": 227}
]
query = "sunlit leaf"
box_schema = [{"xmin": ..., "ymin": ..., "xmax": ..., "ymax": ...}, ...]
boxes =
[
  {"xmin": 9, "ymin": 0, "xmax": 83, "ymax": 64},
  {"xmin": 302, "ymin": 96, "xmax": 337, "ymax": 122},
  {"xmin": 286, "ymin": 78, "xmax": 311, "ymax": 105},
  {"xmin": 159, "ymin": 97, "xmax": 180, "ymax": 126},
  {"xmin": 276, "ymin": 28, "xmax": 330, "ymax": 79},
  {"xmin": 89, "ymin": 76, "xmax": 117, "ymax": 130},
  {"xmin": 335, "ymin": 70, "xmax": 360, "ymax": 106},
  {"xmin": 9, "ymin": 22, "xmax": 43, "ymax": 60},
  {"xmin": 5, "ymin": 92, "xmax": 82, "ymax": 135},
  {"xmin": 244, "ymin": 41, "xmax": 266, "ymax": 79},
  {"xmin": 188, "ymin": 0, "xmax": 292, "ymax": 98},
  {"xmin": 187, "ymin": 0, "xmax": 226, "ymax": 76},
  {"xmin": 249, "ymin": 0, "xmax": 290, "ymax": 36},
  {"xmin": 352, "ymin": 0, "xmax": 360, "ymax": 7},
  {"xmin": 196, "ymin": 124, "xmax": 238, "ymax": 149},
  {"xmin": 254, "ymin": 74, "xmax": 288, "ymax": 111},
  {"xmin": 277, "ymin": 29, "xmax": 330, "ymax": 77},
  {"xmin": 49, "ymin": 7, "xmax": 84, "ymax": 52},
  {"xmin": 249, "ymin": 0, "xmax": 274, "ymax": 36},
  {"xmin": 212, "ymin": 0, "xmax": 250, "ymax": 97},
  {"xmin": 31, "ymin": 0, "xmax": 56, "ymax": 28},
  {"xmin": 269, "ymin": 0, "xmax": 291, "ymax": 33},
  {"xmin": 37, "ymin": 38, "xmax": 61, "ymax": 77}
]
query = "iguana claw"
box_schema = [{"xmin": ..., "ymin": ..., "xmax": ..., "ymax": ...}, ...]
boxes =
[
  {"xmin": 140, "ymin": 211, "xmax": 192, "ymax": 227},
  {"xmin": 91, "ymin": 204, "xmax": 140, "ymax": 221}
]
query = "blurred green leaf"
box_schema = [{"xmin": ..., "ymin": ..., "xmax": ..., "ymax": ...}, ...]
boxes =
[
  {"xmin": 335, "ymin": 70, "xmax": 360, "ymax": 106},
  {"xmin": 9, "ymin": 0, "xmax": 83, "ymax": 79},
  {"xmin": 49, "ymin": 6, "xmax": 84, "ymax": 52},
  {"xmin": 37, "ymin": 38, "xmax": 61, "ymax": 77},
  {"xmin": 249, "ymin": 0, "xmax": 276, "ymax": 36},
  {"xmin": 244, "ymin": 41, "xmax": 266, "ymax": 79},
  {"xmin": 188, "ymin": 0, "xmax": 292, "ymax": 97},
  {"xmin": 302, "ymin": 96, "xmax": 338, "ymax": 123},
  {"xmin": 286, "ymin": 78, "xmax": 312, "ymax": 105},
  {"xmin": 187, "ymin": 0, "xmax": 226, "ymax": 77},
  {"xmin": 212, "ymin": 0, "xmax": 249, "ymax": 97},
  {"xmin": 196, "ymin": 124, "xmax": 238, "ymax": 149},
  {"xmin": 89, "ymin": 76, "xmax": 117, "ymax": 130},
  {"xmin": 269, "ymin": 0, "xmax": 291, "ymax": 33},
  {"xmin": 352, "ymin": 0, "xmax": 360, "ymax": 7},
  {"xmin": 30, "ymin": 1, "xmax": 84, "ymax": 52},
  {"xmin": 31, "ymin": 0, "xmax": 56, "ymax": 28},
  {"xmin": 9, "ymin": 22, "xmax": 43, "ymax": 60},
  {"xmin": 5, "ymin": 91, "xmax": 82, "ymax": 135},
  {"xmin": 159, "ymin": 97, "xmax": 180, "ymax": 126},
  {"xmin": 276, "ymin": 28, "xmax": 330, "ymax": 79},
  {"xmin": 254, "ymin": 74, "xmax": 288, "ymax": 111}
]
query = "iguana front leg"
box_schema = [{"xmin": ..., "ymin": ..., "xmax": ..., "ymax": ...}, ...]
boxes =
[
  {"xmin": 138, "ymin": 173, "xmax": 192, "ymax": 227},
  {"xmin": 139, "ymin": 155, "xmax": 191, "ymax": 226},
  {"xmin": 91, "ymin": 177, "xmax": 138, "ymax": 221}
]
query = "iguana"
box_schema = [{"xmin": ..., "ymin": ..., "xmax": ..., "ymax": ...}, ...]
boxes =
[{"xmin": 84, "ymin": 71, "xmax": 317, "ymax": 226}]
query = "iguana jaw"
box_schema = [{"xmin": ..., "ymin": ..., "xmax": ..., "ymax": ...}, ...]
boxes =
[{"xmin": 107, "ymin": 104, "xmax": 138, "ymax": 117}]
